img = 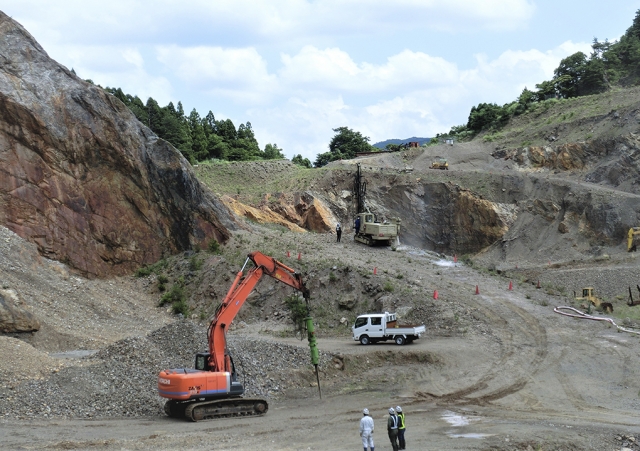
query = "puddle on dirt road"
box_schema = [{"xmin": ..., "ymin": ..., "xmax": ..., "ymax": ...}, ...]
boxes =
[
  {"xmin": 441, "ymin": 410, "xmax": 494, "ymax": 439},
  {"xmin": 434, "ymin": 259, "xmax": 458, "ymax": 267},
  {"xmin": 49, "ymin": 350, "xmax": 98, "ymax": 359},
  {"xmin": 442, "ymin": 411, "xmax": 477, "ymax": 427},
  {"xmin": 448, "ymin": 432, "xmax": 493, "ymax": 439},
  {"xmin": 399, "ymin": 246, "xmax": 460, "ymax": 267}
]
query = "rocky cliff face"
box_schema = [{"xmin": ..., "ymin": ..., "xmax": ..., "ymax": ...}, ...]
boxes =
[
  {"xmin": 221, "ymin": 192, "xmax": 336, "ymax": 233},
  {"xmin": 0, "ymin": 12, "xmax": 234, "ymax": 277},
  {"xmin": 380, "ymin": 181, "xmax": 516, "ymax": 254},
  {"xmin": 475, "ymin": 172, "xmax": 640, "ymax": 266},
  {"xmin": 493, "ymin": 134, "xmax": 640, "ymax": 194}
]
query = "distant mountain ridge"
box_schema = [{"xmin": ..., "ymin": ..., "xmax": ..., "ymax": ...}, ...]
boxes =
[{"xmin": 373, "ymin": 137, "xmax": 431, "ymax": 149}]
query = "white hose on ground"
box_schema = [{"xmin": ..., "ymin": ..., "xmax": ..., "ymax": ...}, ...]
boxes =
[{"xmin": 554, "ymin": 306, "xmax": 640, "ymax": 335}]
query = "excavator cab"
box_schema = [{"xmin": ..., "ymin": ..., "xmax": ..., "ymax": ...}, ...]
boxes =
[{"xmin": 195, "ymin": 353, "xmax": 210, "ymax": 371}]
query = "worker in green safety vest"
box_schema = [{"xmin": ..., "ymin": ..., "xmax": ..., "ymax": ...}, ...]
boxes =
[{"xmin": 396, "ymin": 406, "xmax": 406, "ymax": 450}]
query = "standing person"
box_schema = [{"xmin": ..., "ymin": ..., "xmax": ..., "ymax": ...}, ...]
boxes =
[
  {"xmin": 359, "ymin": 408, "xmax": 375, "ymax": 451},
  {"xmin": 387, "ymin": 407, "xmax": 399, "ymax": 451},
  {"xmin": 396, "ymin": 406, "xmax": 406, "ymax": 450},
  {"xmin": 336, "ymin": 222, "xmax": 342, "ymax": 242},
  {"xmin": 355, "ymin": 216, "xmax": 361, "ymax": 235}
]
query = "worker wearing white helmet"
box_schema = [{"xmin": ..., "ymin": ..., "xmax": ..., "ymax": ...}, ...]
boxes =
[
  {"xmin": 359, "ymin": 408, "xmax": 375, "ymax": 451},
  {"xmin": 387, "ymin": 407, "xmax": 399, "ymax": 451},
  {"xmin": 396, "ymin": 406, "xmax": 406, "ymax": 450}
]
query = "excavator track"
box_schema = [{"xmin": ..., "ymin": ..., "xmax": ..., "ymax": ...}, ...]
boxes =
[{"xmin": 164, "ymin": 398, "xmax": 268, "ymax": 422}]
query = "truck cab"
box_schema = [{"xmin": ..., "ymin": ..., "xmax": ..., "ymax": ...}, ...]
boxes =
[
  {"xmin": 353, "ymin": 313, "xmax": 386, "ymax": 345},
  {"xmin": 353, "ymin": 312, "xmax": 394, "ymax": 333},
  {"xmin": 352, "ymin": 312, "xmax": 425, "ymax": 345}
]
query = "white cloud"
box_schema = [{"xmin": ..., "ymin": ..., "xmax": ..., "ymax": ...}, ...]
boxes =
[
  {"xmin": 7, "ymin": 0, "xmax": 536, "ymax": 47},
  {"xmin": 279, "ymin": 46, "xmax": 458, "ymax": 94},
  {"xmin": 122, "ymin": 49, "xmax": 145, "ymax": 70},
  {"xmin": 279, "ymin": 47, "xmax": 360, "ymax": 89},
  {"xmin": 249, "ymin": 95, "xmax": 352, "ymax": 158},
  {"xmin": 156, "ymin": 45, "xmax": 277, "ymax": 105},
  {"xmin": 463, "ymin": 40, "xmax": 593, "ymax": 104},
  {"xmin": 249, "ymin": 39, "xmax": 592, "ymax": 160},
  {"xmin": 55, "ymin": 46, "xmax": 144, "ymax": 73}
]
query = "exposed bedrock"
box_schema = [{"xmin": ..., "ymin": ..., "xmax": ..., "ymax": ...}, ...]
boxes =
[{"xmin": 0, "ymin": 12, "xmax": 234, "ymax": 277}]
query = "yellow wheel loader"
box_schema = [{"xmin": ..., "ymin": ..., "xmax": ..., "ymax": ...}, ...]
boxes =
[
  {"xmin": 431, "ymin": 158, "xmax": 448, "ymax": 170},
  {"xmin": 574, "ymin": 287, "xmax": 613, "ymax": 313}
]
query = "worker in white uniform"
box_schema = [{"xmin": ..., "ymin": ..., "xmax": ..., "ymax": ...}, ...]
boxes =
[{"xmin": 359, "ymin": 408, "xmax": 375, "ymax": 451}]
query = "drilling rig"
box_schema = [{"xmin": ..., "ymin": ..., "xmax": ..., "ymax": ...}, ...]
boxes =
[{"xmin": 352, "ymin": 163, "xmax": 400, "ymax": 246}]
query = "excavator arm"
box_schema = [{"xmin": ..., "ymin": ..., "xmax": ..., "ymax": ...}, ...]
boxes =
[{"xmin": 208, "ymin": 251, "xmax": 310, "ymax": 373}]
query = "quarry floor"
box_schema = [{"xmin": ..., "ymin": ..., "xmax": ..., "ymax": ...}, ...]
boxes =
[{"xmin": 3, "ymin": 225, "xmax": 640, "ymax": 451}]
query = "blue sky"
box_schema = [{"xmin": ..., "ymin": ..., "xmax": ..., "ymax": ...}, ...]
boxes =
[{"xmin": 2, "ymin": 1, "xmax": 638, "ymax": 161}]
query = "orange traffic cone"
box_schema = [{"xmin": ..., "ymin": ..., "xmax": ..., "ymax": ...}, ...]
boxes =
[
  {"xmin": 373, "ymin": 267, "xmax": 377, "ymax": 275},
  {"xmin": 433, "ymin": 290, "xmax": 438, "ymax": 300},
  {"xmin": 475, "ymin": 285, "xmax": 480, "ymax": 295},
  {"xmin": 508, "ymin": 281, "xmax": 513, "ymax": 291}
]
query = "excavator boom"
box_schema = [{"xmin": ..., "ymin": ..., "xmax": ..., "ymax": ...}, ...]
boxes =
[{"xmin": 208, "ymin": 251, "xmax": 310, "ymax": 372}]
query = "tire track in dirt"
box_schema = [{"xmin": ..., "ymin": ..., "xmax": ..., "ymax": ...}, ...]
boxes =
[
  {"xmin": 553, "ymin": 348, "xmax": 591, "ymax": 411},
  {"xmin": 544, "ymin": 329, "xmax": 640, "ymax": 425},
  {"xmin": 447, "ymin": 297, "xmax": 640, "ymax": 428},
  {"xmin": 412, "ymin": 280, "xmax": 549, "ymax": 407}
]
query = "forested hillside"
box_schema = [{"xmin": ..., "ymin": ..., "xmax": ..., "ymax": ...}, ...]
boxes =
[
  {"xmin": 439, "ymin": 9, "xmax": 640, "ymax": 142},
  {"xmin": 102, "ymin": 87, "xmax": 285, "ymax": 164}
]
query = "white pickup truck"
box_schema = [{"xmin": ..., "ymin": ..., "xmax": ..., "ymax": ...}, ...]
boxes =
[{"xmin": 352, "ymin": 312, "xmax": 426, "ymax": 345}]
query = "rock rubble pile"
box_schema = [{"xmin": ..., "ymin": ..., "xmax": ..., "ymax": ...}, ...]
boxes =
[{"xmin": 0, "ymin": 320, "xmax": 330, "ymax": 419}]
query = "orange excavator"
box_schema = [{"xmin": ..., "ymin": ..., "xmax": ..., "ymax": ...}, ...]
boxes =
[{"xmin": 157, "ymin": 251, "xmax": 320, "ymax": 421}]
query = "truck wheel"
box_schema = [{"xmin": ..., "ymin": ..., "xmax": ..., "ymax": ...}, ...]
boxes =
[
  {"xmin": 394, "ymin": 336, "xmax": 406, "ymax": 345},
  {"xmin": 360, "ymin": 335, "xmax": 370, "ymax": 345}
]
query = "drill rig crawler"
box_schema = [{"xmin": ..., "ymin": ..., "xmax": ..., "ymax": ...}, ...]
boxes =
[{"xmin": 157, "ymin": 251, "xmax": 320, "ymax": 421}]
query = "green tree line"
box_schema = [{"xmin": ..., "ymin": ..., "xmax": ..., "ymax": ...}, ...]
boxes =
[
  {"xmin": 313, "ymin": 126, "xmax": 378, "ymax": 167},
  {"xmin": 103, "ymin": 85, "xmax": 363, "ymax": 168},
  {"xmin": 444, "ymin": 9, "xmax": 640, "ymax": 140},
  {"xmin": 103, "ymin": 87, "xmax": 285, "ymax": 164}
]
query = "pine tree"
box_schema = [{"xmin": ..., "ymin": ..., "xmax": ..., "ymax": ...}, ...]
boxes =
[{"xmin": 188, "ymin": 109, "xmax": 208, "ymax": 161}]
